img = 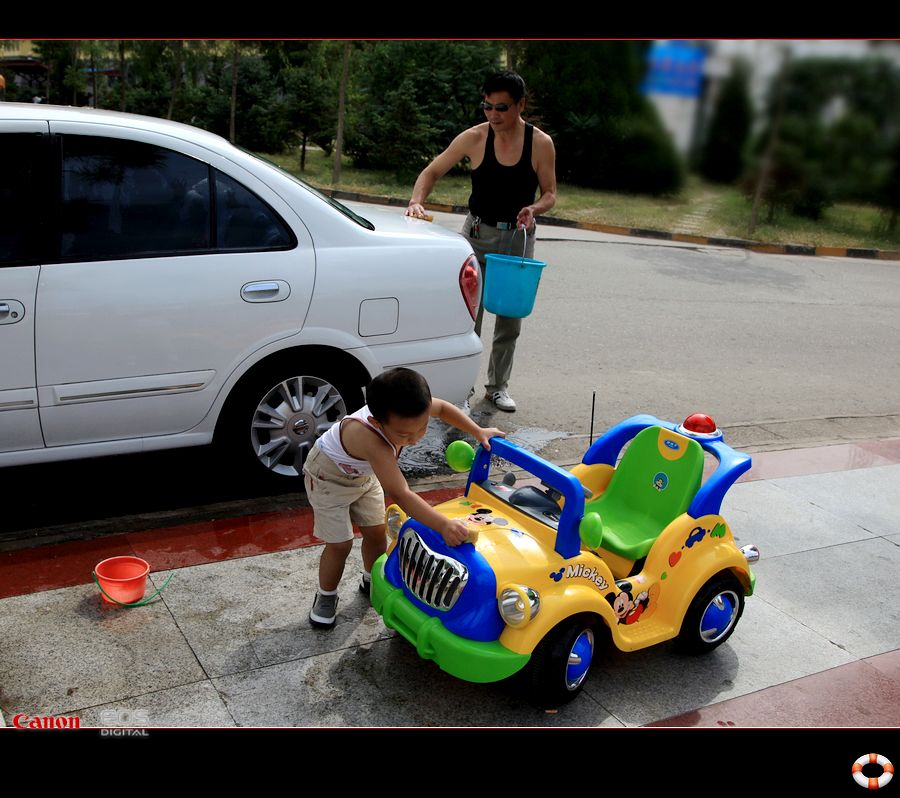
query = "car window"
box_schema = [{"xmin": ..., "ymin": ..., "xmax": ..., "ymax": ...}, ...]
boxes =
[
  {"xmin": 60, "ymin": 135, "xmax": 211, "ymax": 260},
  {"xmin": 244, "ymin": 150, "xmax": 375, "ymax": 231},
  {"xmin": 215, "ymin": 170, "xmax": 294, "ymax": 250},
  {"xmin": 0, "ymin": 132, "xmax": 44, "ymax": 267}
]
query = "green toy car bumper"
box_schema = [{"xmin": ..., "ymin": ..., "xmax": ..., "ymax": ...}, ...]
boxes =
[{"xmin": 370, "ymin": 554, "xmax": 529, "ymax": 684}]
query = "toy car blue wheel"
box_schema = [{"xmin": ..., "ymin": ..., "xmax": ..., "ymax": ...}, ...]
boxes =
[
  {"xmin": 676, "ymin": 574, "xmax": 745, "ymax": 655},
  {"xmin": 566, "ymin": 629, "xmax": 594, "ymax": 690},
  {"xmin": 699, "ymin": 589, "xmax": 740, "ymax": 643},
  {"xmin": 522, "ymin": 616, "xmax": 598, "ymax": 707}
]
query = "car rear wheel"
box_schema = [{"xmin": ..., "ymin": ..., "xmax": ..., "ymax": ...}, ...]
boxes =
[
  {"xmin": 219, "ymin": 359, "xmax": 364, "ymax": 484},
  {"xmin": 521, "ymin": 617, "xmax": 597, "ymax": 707},
  {"xmin": 675, "ymin": 574, "xmax": 745, "ymax": 655}
]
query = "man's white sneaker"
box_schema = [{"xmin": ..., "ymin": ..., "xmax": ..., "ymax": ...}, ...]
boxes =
[{"xmin": 488, "ymin": 390, "xmax": 516, "ymax": 412}]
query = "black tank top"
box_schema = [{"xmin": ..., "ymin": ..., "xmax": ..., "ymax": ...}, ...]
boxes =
[{"xmin": 468, "ymin": 123, "xmax": 539, "ymax": 225}]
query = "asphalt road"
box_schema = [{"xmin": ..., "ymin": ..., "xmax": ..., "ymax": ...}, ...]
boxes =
[
  {"xmin": 4, "ymin": 206, "xmax": 899, "ymax": 545},
  {"xmin": 434, "ymin": 209, "xmax": 900, "ymax": 464}
]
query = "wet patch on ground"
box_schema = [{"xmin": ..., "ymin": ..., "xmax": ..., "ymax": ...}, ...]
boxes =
[{"xmin": 399, "ymin": 417, "xmax": 571, "ymax": 479}]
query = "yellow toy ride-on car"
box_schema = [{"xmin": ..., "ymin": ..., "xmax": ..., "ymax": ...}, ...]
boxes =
[{"xmin": 370, "ymin": 413, "xmax": 759, "ymax": 706}]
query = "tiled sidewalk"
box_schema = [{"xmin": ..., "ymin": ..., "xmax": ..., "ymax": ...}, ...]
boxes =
[{"xmin": 1, "ymin": 440, "xmax": 898, "ymax": 727}]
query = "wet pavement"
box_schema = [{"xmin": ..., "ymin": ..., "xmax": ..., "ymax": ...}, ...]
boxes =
[{"xmin": 1, "ymin": 436, "xmax": 898, "ymax": 731}]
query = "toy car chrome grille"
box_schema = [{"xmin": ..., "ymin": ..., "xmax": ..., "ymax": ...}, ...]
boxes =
[{"xmin": 398, "ymin": 528, "xmax": 468, "ymax": 611}]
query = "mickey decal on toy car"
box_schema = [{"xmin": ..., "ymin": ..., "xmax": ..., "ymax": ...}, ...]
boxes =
[{"xmin": 606, "ymin": 580, "xmax": 651, "ymax": 625}]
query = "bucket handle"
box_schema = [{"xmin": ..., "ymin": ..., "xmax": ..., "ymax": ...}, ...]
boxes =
[
  {"xmin": 509, "ymin": 224, "xmax": 528, "ymax": 264},
  {"xmin": 91, "ymin": 570, "xmax": 174, "ymax": 607}
]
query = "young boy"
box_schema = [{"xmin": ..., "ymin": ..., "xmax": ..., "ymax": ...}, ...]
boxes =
[{"xmin": 304, "ymin": 367, "xmax": 504, "ymax": 628}]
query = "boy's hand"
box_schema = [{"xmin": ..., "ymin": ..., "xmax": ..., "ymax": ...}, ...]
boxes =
[
  {"xmin": 439, "ymin": 518, "xmax": 471, "ymax": 547},
  {"xmin": 475, "ymin": 427, "xmax": 506, "ymax": 451}
]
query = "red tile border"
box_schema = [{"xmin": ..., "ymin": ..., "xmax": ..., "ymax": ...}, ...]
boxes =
[
  {"xmin": 737, "ymin": 439, "xmax": 900, "ymax": 483},
  {"xmin": 0, "ymin": 488, "xmax": 464, "ymax": 600},
  {"xmin": 3, "ymin": 438, "xmax": 899, "ymax": 601},
  {"xmin": 645, "ymin": 651, "xmax": 900, "ymax": 727}
]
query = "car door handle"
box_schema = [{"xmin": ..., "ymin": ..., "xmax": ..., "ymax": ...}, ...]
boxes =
[
  {"xmin": 0, "ymin": 300, "xmax": 25, "ymax": 325},
  {"xmin": 240, "ymin": 281, "xmax": 291, "ymax": 303}
]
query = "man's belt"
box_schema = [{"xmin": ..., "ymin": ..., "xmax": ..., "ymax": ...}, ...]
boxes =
[{"xmin": 473, "ymin": 215, "xmax": 517, "ymax": 230}]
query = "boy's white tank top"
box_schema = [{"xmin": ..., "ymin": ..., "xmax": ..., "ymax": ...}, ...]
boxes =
[{"xmin": 315, "ymin": 405, "xmax": 398, "ymax": 476}]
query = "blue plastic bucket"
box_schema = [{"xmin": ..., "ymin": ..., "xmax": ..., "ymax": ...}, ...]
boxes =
[{"xmin": 483, "ymin": 252, "xmax": 547, "ymax": 318}]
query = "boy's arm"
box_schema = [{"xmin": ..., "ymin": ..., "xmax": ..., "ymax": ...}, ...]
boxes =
[
  {"xmin": 349, "ymin": 424, "xmax": 470, "ymax": 547},
  {"xmin": 431, "ymin": 398, "xmax": 505, "ymax": 450}
]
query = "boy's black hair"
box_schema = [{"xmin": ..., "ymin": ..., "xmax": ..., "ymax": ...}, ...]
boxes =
[{"xmin": 367, "ymin": 367, "xmax": 432, "ymax": 422}]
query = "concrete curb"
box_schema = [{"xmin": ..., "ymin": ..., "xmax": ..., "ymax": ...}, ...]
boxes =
[{"xmin": 321, "ymin": 188, "xmax": 900, "ymax": 262}]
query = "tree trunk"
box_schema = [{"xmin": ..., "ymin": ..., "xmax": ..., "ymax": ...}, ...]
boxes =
[
  {"xmin": 71, "ymin": 43, "xmax": 78, "ymax": 105},
  {"xmin": 332, "ymin": 42, "xmax": 350, "ymax": 185},
  {"xmin": 167, "ymin": 40, "xmax": 184, "ymax": 121},
  {"xmin": 300, "ymin": 131, "xmax": 307, "ymax": 172},
  {"xmin": 230, "ymin": 42, "xmax": 239, "ymax": 144},
  {"xmin": 90, "ymin": 44, "xmax": 97, "ymax": 108},
  {"xmin": 119, "ymin": 41, "xmax": 126, "ymax": 111},
  {"xmin": 750, "ymin": 49, "xmax": 790, "ymax": 237}
]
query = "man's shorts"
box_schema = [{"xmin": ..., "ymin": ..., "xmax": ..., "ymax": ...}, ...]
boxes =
[{"xmin": 302, "ymin": 443, "xmax": 386, "ymax": 544}]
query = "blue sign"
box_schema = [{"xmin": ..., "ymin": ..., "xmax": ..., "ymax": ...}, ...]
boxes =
[{"xmin": 641, "ymin": 40, "xmax": 706, "ymax": 98}]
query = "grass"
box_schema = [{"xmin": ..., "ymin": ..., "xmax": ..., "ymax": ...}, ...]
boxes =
[{"xmin": 260, "ymin": 148, "xmax": 900, "ymax": 252}]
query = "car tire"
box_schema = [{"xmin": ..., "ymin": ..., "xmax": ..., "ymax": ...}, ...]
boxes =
[
  {"xmin": 521, "ymin": 616, "xmax": 597, "ymax": 708},
  {"xmin": 218, "ymin": 358, "xmax": 364, "ymax": 485},
  {"xmin": 675, "ymin": 573, "xmax": 745, "ymax": 655}
]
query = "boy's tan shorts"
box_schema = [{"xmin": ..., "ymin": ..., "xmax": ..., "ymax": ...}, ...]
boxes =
[{"xmin": 302, "ymin": 444, "xmax": 386, "ymax": 544}]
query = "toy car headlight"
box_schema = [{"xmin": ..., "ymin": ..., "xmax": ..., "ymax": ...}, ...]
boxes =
[
  {"xmin": 385, "ymin": 504, "xmax": 407, "ymax": 540},
  {"xmin": 498, "ymin": 585, "xmax": 540, "ymax": 628}
]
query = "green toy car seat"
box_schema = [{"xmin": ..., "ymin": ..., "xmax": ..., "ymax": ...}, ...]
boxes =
[{"xmin": 586, "ymin": 426, "xmax": 704, "ymax": 560}]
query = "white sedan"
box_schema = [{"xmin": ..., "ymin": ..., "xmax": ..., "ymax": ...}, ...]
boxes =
[{"xmin": 0, "ymin": 103, "xmax": 481, "ymax": 482}]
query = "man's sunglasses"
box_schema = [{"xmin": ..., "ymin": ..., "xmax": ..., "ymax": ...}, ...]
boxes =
[{"xmin": 480, "ymin": 101, "xmax": 514, "ymax": 112}]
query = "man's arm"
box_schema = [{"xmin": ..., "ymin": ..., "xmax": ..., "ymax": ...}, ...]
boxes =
[
  {"xmin": 407, "ymin": 128, "xmax": 480, "ymax": 218},
  {"xmin": 516, "ymin": 130, "xmax": 557, "ymax": 229}
]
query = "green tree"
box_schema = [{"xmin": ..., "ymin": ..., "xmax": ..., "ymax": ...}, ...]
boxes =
[
  {"xmin": 745, "ymin": 55, "xmax": 900, "ymax": 223},
  {"xmin": 880, "ymin": 134, "xmax": 900, "ymax": 233},
  {"xmin": 698, "ymin": 60, "xmax": 753, "ymax": 184},
  {"xmin": 518, "ymin": 41, "xmax": 683, "ymax": 195},
  {"xmin": 344, "ymin": 41, "xmax": 501, "ymax": 180},
  {"xmin": 744, "ymin": 113, "xmax": 831, "ymax": 221},
  {"xmin": 263, "ymin": 41, "xmax": 339, "ymax": 168},
  {"xmin": 33, "ymin": 41, "xmax": 80, "ymax": 104}
]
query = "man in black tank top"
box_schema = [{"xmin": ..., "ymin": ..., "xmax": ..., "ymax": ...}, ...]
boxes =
[{"xmin": 407, "ymin": 71, "xmax": 557, "ymax": 413}]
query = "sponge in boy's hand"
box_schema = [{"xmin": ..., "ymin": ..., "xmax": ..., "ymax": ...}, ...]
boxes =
[
  {"xmin": 446, "ymin": 440, "xmax": 475, "ymax": 473},
  {"xmin": 463, "ymin": 526, "xmax": 480, "ymax": 545}
]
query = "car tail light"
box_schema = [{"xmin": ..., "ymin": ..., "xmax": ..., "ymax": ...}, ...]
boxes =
[{"xmin": 459, "ymin": 254, "xmax": 481, "ymax": 321}]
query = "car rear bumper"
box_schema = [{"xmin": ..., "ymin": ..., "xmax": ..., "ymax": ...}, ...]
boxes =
[
  {"xmin": 371, "ymin": 554, "xmax": 529, "ymax": 683},
  {"xmin": 368, "ymin": 332, "xmax": 482, "ymax": 405}
]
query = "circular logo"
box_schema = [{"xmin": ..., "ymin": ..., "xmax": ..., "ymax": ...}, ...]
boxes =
[
  {"xmin": 653, "ymin": 472, "xmax": 669, "ymax": 491},
  {"xmin": 291, "ymin": 417, "xmax": 311, "ymax": 436},
  {"xmin": 853, "ymin": 754, "xmax": 893, "ymax": 790}
]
